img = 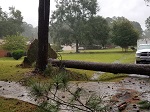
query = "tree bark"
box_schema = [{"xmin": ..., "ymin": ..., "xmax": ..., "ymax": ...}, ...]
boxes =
[
  {"xmin": 36, "ymin": 0, "xmax": 50, "ymax": 71},
  {"xmin": 49, "ymin": 59, "xmax": 150, "ymax": 76}
]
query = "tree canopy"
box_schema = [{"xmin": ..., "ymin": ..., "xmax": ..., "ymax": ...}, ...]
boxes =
[
  {"xmin": 131, "ymin": 21, "xmax": 143, "ymax": 35},
  {"xmin": 144, "ymin": 29, "xmax": 150, "ymax": 38},
  {"xmin": 0, "ymin": 7, "xmax": 24, "ymax": 38},
  {"xmin": 112, "ymin": 18, "xmax": 140, "ymax": 51},
  {"xmin": 21, "ymin": 22, "xmax": 38, "ymax": 41},
  {"xmin": 106, "ymin": 17, "xmax": 143, "ymax": 35},
  {"xmin": 146, "ymin": 17, "xmax": 150, "ymax": 30},
  {"xmin": 51, "ymin": 0, "xmax": 99, "ymax": 52},
  {"xmin": 83, "ymin": 16, "xmax": 110, "ymax": 48}
]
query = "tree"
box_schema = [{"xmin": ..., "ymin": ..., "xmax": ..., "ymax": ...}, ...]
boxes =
[
  {"xmin": 145, "ymin": 0, "xmax": 150, "ymax": 3},
  {"xmin": 0, "ymin": 7, "xmax": 8, "ymax": 38},
  {"xmin": 51, "ymin": 0, "xmax": 99, "ymax": 53},
  {"xmin": 143, "ymin": 29, "xmax": 150, "ymax": 38},
  {"xmin": 131, "ymin": 21, "xmax": 143, "ymax": 36},
  {"xmin": 36, "ymin": 0, "xmax": 50, "ymax": 71},
  {"xmin": 112, "ymin": 18, "xmax": 139, "ymax": 51},
  {"xmin": 50, "ymin": 22, "xmax": 73, "ymax": 46},
  {"xmin": 145, "ymin": 0, "xmax": 150, "ymax": 29},
  {"xmin": 84, "ymin": 16, "xmax": 110, "ymax": 48},
  {"xmin": 22, "ymin": 22, "xmax": 34, "ymax": 38},
  {"xmin": 8, "ymin": 7, "xmax": 24, "ymax": 33},
  {"xmin": 0, "ymin": 7, "xmax": 24, "ymax": 38},
  {"xmin": 146, "ymin": 17, "xmax": 150, "ymax": 30},
  {"xmin": 105, "ymin": 17, "xmax": 143, "ymax": 47},
  {"xmin": 2, "ymin": 34, "xmax": 27, "ymax": 51},
  {"xmin": 107, "ymin": 17, "xmax": 143, "ymax": 34},
  {"xmin": 50, "ymin": 59, "xmax": 150, "ymax": 76}
]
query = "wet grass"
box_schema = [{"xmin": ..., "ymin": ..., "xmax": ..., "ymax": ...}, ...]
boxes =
[
  {"xmin": 0, "ymin": 49, "xmax": 135, "ymax": 82},
  {"xmin": 0, "ymin": 96, "xmax": 38, "ymax": 112},
  {"xmin": 138, "ymin": 100, "xmax": 150, "ymax": 110},
  {"xmin": 61, "ymin": 51, "xmax": 135, "ymax": 63},
  {"xmin": 60, "ymin": 49, "xmax": 135, "ymax": 80},
  {"xmin": 0, "ymin": 57, "xmax": 32, "ymax": 81},
  {"xmin": 98, "ymin": 73, "xmax": 128, "ymax": 82}
]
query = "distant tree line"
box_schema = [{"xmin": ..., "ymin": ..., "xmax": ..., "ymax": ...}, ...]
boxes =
[
  {"xmin": 49, "ymin": 0, "xmax": 146, "ymax": 52},
  {"xmin": 1, "ymin": 2, "xmax": 150, "ymax": 53}
]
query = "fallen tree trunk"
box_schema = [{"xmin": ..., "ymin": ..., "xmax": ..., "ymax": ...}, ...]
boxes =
[{"xmin": 49, "ymin": 59, "xmax": 150, "ymax": 76}]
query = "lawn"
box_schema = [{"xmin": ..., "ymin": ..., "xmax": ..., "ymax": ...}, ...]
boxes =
[
  {"xmin": 60, "ymin": 49, "xmax": 135, "ymax": 78},
  {"xmin": 0, "ymin": 96, "xmax": 38, "ymax": 112},
  {"xmin": 0, "ymin": 57, "xmax": 32, "ymax": 81},
  {"xmin": 0, "ymin": 48, "xmax": 136, "ymax": 112},
  {"xmin": 0, "ymin": 49, "xmax": 135, "ymax": 81},
  {"xmin": 61, "ymin": 51, "xmax": 134, "ymax": 63}
]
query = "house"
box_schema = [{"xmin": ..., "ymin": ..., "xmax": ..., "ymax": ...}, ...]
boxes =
[
  {"xmin": 0, "ymin": 50, "xmax": 8, "ymax": 57},
  {"xmin": 0, "ymin": 39, "xmax": 8, "ymax": 57}
]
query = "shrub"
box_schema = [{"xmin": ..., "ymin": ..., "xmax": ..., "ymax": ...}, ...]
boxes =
[
  {"xmin": 6, "ymin": 52, "xmax": 12, "ymax": 57},
  {"xmin": 139, "ymin": 100, "xmax": 150, "ymax": 110},
  {"xmin": 30, "ymin": 71, "xmax": 108, "ymax": 112},
  {"xmin": 12, "ymin": 50, "xmax": 24, "ymax": 60},
  {"xmin": 2, "ymin": 34, "xmax": 27, "ymax": 51}
]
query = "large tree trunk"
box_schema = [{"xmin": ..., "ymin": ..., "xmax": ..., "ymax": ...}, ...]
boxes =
[
  {"xmin": 49, "ymin": 59, "xmax": 150, "ymax": 76},
  {"xmin": 36, "ymin": 0, "xmax": 50, "ymax": 71}
]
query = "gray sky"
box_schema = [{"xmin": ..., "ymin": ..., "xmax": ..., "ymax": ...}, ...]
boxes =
[{"xmin": 0, "ymin": 0, "xmax": 150, "ymax": 30}]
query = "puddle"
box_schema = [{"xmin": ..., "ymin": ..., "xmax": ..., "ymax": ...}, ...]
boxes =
[{"xmin": 0, "ymin": 81, "xmax": 36, "ymax": 104}]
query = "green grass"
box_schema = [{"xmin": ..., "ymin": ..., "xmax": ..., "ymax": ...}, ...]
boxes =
[
  {"xmin": 98, "ymin": 73, "xmax": 128, "ymax": 81},
  {"xmin": 138, "ymin": 100, "xmax": 150, "ymax": 110},
  {"xmin": 0, "ymin": 96, "xmax": 38, "ymax": 112},
  {"xmin": 66, "ymin": 68, "xmax": 95, "ymax": 79},
  {"xmin": 60, "ymin": 49, "xmax": 135, "ymax": 79},
  {"xmin": 61, "ymin": 51, "xmax": 135, "ymax": 63},
  {"xmin": 0, "ymin": 57, "xmax": 32, "ymax": 81},
  {"xmin": 0, "ymin": 49, "xmax": 135, "ymax": 82},
  {"xmin": 121, "ymin": 53, "xmax": 135, "ymax": 63}
]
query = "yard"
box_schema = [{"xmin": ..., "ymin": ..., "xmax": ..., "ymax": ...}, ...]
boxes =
[
  {"xmin": 0, "ymin": 48, "xmax": 135, "ymax": 81},
  {"xmin": 0, "ymin": 48, "xmax": 137, "ymax": 112}
]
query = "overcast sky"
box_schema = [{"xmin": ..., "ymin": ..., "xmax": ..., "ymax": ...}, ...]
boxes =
[{"xmin": 0, "ymin": 0, "xmax": 150, "ymax": 30}]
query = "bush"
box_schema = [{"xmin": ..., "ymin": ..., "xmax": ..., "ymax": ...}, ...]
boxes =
[
  {"xmin": 12, "ymin": 50, "xmax": 24, "ymax": 60},
  {"xmin": 6, "ymin": 52, "xmax": 12, "ymax": 57},
  {"xmin": 2, "ymin": 34, "xmax": 27, "ymax": 51}
]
